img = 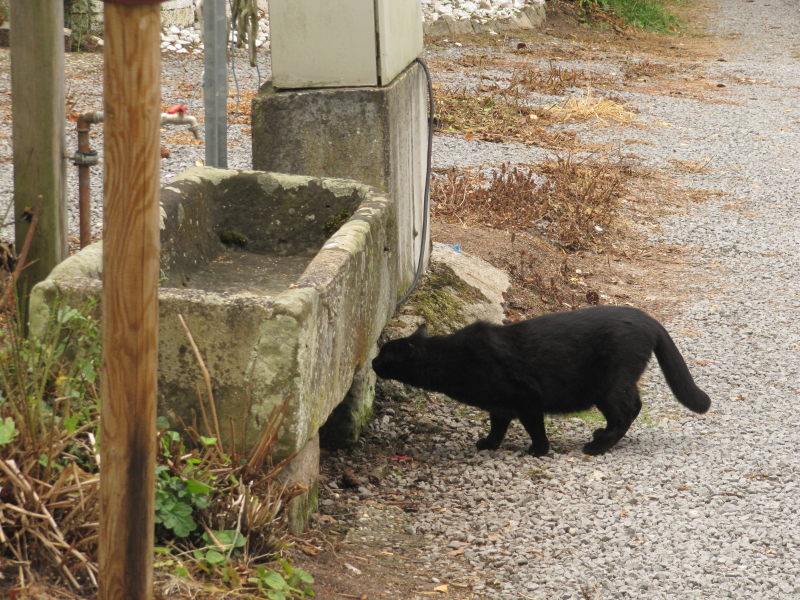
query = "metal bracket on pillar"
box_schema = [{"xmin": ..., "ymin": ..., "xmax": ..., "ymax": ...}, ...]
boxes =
[{"xmin": 204, "ymin": 0, "xmax": 228, "ymax": 168}]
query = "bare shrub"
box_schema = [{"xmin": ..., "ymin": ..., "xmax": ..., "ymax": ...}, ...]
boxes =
[{"xmin": 432, "ymin": 156, "xmax": 630, "ymax": 251}]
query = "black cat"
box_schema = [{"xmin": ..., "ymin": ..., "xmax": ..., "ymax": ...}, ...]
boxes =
[{"xmin": 372, "ymin": 305, "xmax": 710, "ymax": 456}]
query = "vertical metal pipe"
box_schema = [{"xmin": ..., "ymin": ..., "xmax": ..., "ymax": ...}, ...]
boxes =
[
  {"xmin": 77, "ymin": 116, "xmax": 92, "ymax": 248},
  {"xmin": 204, "ymin": 0, "xmax": 228, "ymax": 167}
]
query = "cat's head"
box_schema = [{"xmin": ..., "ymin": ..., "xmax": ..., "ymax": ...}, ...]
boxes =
[{"xmin": 371, "ymin": 324, "xmax": 428, "ymax": 383}]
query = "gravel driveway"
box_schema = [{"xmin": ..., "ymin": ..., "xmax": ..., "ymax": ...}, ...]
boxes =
[{"xmin": 329, "ymin": 2, "xmax": 800, "ymax": 599}]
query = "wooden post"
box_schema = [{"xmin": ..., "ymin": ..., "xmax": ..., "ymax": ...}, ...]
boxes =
[
  {"xmin": 99, "ymin": 2, "xmax": 164, "ymax": 599},
  {"xmin": 9, "ymin": 0, "xmax": 68, "ymax": 325}
]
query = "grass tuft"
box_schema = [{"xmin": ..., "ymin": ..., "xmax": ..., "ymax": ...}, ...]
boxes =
[
  {"xmin": 606, "ymin": 0, "xmax": 680, "ymax": 33},
  {"xmin": 575, "ymin": 0, "xmax": 680, "ymax": 34},
  {"xmin": 536, "ymin": 90, "xmax": 637, "ymax": 126}
]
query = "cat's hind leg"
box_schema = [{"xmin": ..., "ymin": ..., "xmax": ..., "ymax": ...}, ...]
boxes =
[
  {"xmin": 517, "ymin": 409, "xmax": 550, "ymax": 456},
  {"xmin": 477, "ymin": 413, "xmax": 511, "ymax": 450},
  {"xmin": 583, "ymin": 386, "xmax": 641, "ymax": 455}
]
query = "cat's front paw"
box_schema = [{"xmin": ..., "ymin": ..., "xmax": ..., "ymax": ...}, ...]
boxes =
[
  {"xmin": 476, "ymin": 437, "xmax": 501, "ymax": 451},
  {"xmin": 583, "ymin": 440, "xmax": 610, "ymax": 455},
  {"xmin": 527, "ymin": 441, "xmax": 550, "ymax": 457}
]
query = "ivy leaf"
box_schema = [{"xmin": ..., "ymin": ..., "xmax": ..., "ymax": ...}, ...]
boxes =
[{"xmin": 204, "ymin": 549, "xmax": 226, "ymax": 565}]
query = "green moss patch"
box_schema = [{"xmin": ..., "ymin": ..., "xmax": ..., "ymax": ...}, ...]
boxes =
[{"xmin": 407, "ymin": 262, "xmax": 488, "ymax": 335}]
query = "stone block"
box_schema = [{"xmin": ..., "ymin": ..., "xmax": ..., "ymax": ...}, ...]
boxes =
[{"xmin": 30, "ymin": 168, "xmax": 400, "ymax": 467}]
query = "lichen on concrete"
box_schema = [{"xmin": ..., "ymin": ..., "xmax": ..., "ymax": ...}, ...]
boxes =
[{"xmin": 406, "ymin": 261, "xmax": 488, "ymax": 335}]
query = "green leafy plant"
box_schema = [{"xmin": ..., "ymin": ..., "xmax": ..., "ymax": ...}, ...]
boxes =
[
  {"xmin": 193, "ymin": 529, "xmax": 247, "ymax": 567},
  {"xmin": 0, "ymin": 289, "xmax": 310, "ymax": 596},
  {"xmin": 0, "ymin": 415, "xmax": 18, "ymax": 445},
  {"xmin": 249, "ymin": 560, "xmax": 315, "ymax": 599},
  {"xmin": 154, "ymin": 430, "xmax": 217, "ymax": 539},
  {"xmin": 150, "ymin": 399, "xmax": 310, "ymax": 596}
]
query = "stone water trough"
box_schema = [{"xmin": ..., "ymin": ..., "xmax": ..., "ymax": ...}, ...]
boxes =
[{"xmin": 29, "ymin": 167, "xmax": 402, "ymax": 527}]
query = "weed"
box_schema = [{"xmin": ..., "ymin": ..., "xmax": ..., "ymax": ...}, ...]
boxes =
[
  {"xmin": 323, "ymin": 208, "xmax": 352, "ymax": 237},
  {"xmin": 0, "ymin": 299, "xmax": 103, "ymax": 588},
  {"xmin": 432, "ymin": 157, "xmax": 629, "ymax": 251},
  {"xmin": 570, "ymin": 408, "xmax": 606, "ymax": 425},
  {"xmin": 249, "ymin": 559, "xmax": 315, "ymax": 599},
  {"xmin": 0, "ymin": 294, "xmax": 309, "ymax": 596},
  {"xmin": 608, "ymin": 0, "xmax": 680, "ymax": 33},
  {"xmin": 498, "ymin": 246, "xmax": 583, "ymax": 317},
  {"xmin": 154, "ymin": 431, "xmax": 216, "ymax": 540}
]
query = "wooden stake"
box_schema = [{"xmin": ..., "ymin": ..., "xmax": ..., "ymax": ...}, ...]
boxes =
[
  {"xmin": 9, "ymin": 0, "xmax": 68, "ymax": 327},
  {"xmin": 99, "ymin": 2, "xmax": 163, "ymax": 599}
]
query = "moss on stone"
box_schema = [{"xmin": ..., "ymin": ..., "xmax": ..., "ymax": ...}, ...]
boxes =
[
  {"xmin": 407, "ymin": 262, "xmax": 487, "ymax": 335},
  {"xmin": 323, "ymin": 207, "xmax": 353, "ymax": 237},
  {"xmin": 287, "ymin": 482, "xmax": 319, "ymax": 536},
  {"xmin": 218, "ymin": 230, "xmax": 250, "ymax": 248}
]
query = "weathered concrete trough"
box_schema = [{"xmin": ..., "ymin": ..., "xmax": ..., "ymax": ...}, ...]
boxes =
[{"xmin": 29, "ymin": 167, "xmax": 402, "ymax": 527}]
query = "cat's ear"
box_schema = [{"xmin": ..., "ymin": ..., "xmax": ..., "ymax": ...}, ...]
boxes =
[{"xmin": 412, "ymin": 323, "xmax": 428, "ymax": 338}]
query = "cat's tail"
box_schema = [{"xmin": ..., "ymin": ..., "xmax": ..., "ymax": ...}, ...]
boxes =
[{"xmin": 653, "ymin": 327, "xmax": 711, "ymax": 413}]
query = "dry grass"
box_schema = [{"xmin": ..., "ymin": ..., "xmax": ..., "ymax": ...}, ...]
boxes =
[
  {"xmin": 501, "ymin": 63, "xmax": 613, "ymax": 97},
  {"xmin": 432, "ymin": 156, "xmax": 631, "ymax": 251},
  {"xmin": 669, "ymin": 158, "xmax": 714, "ymax": 174},
  {"xmin": 511, "ymin": 42, "xmax": 600, "ymax": 62},
  {"xmin": 499, "ymin": 241, "xmax": 585, "ymax": 318},
  {"xmin": 434, "ymin": 86, "xmax": 535, "ymax": 141},
  {"xmin": 535, "ymin": 90, "xmax": 637, "ymax": 126},
  {"xmin": 0, "ymin": 212, "xmax": 101, "ymax": 591},
  {"xmin": 434, "ymin": 86, "xmax": 612, "ymax": 151},
  {"xmin": 622, "ymin": 58, "xmax": 680, "ymax": 80},
  {"xmin": 453, "ymin": 53, "xmax": 509, "ymax": 69}
]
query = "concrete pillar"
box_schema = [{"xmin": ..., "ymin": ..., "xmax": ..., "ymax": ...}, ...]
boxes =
[{"xmin": 251, "ymin": 62, "xmax": 431, "ymax": 453}]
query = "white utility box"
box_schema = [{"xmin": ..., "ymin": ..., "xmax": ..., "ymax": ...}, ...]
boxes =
[{"xmin": 268, "ymin": 0, "xmax": 423, "ymax": 89}]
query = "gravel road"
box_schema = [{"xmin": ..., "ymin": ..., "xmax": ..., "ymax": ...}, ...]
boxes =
[
  {"xmin": 330, "ymin": 2, "xmax": 800, "ymax": 599},
  {"xmin": 370, "ymin": 2, "xmax": 800, "ymax": 598},
  {"xmin": 1, "ymin": 1, "xmax": 798, "ymax": 598}
]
